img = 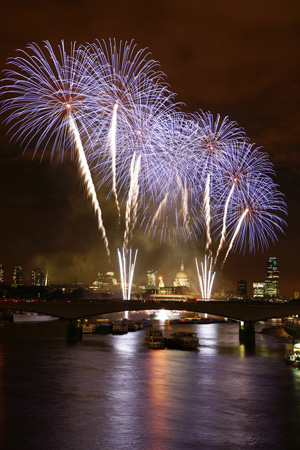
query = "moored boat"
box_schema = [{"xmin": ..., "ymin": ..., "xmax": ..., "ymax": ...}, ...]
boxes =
[
  {"xmin": 136, "ymin": 321, "xmax": 144, "ymax": 330},
  {"xmin": 164, "ymin": 332, "xmax": 199, "ymax": 350},
  {"xmin": 144, "ymin": 329, "xmax": 165, "ymax": 349},
  {"xmin": 112, "ymin": 322, "xmax": 128, "ymax": 334},
  {"xmin": 82, "ymin": 323, "xmax": 98, "ymax": 333},
  {"xmin": 127, "ymin": 321, "xmax": 139, "ymax": 331},
  {"xmin": 95, "ymin": 322, "xmax": 113, "ymax": 334},
  {"xmin": 142, "ymin": 319, "xmax": 153, "ymax": 327},
  {"xmin": 13, "ymin": 312, "xmax": 58, "ymax": 322}
]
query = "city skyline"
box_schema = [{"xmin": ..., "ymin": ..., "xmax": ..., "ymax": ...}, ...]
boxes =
[
  {"xmin": 0, "ymin": 2, "xmax": 299, "ymax": 298},
  {"xmin": 0, "ymin": 255, "xmax": 289, "ymax": 299}
]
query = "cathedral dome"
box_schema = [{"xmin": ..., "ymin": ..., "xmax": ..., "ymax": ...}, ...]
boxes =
[{"xmin": 173, "ymin": 262, "xmax": 190, "ymax": 289}]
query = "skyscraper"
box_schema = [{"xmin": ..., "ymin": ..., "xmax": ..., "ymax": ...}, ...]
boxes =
[
  {"xmin": 237, "ymin": 280, "xmax": 247, "ymax": 299},
  {"xmin": 265, "ymin": 257, "xmax": 280, "ymax": 298},
  {"xmin": 13, "ymin": 265, "xmax": 23, "ymax": 285},
  {"xmin": 31, "ymin": 268, "xmax": 47, "ymax": 286}
]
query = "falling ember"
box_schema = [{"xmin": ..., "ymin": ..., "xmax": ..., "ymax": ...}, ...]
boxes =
[
  {"xmin": 118, "ymin": 248, "xmax": 138, "ymax": 300},
  {"xmin": 148, "ymin": 192, "xmax": 169, "ymax": 237},
  {"xmin": 108, "ymin": 103, "xmax": 121, "ymax": 222},
  {"xmin": 214, "ymin": 181, "xmax": 236, "ymax": 265},
  {"xmin": 221, "ymin": 208, "xmax": 249, "ymax": 268},
  {"xmin": 123, "ymin": 153, "xmax": 141, "ymax": 250},
  {"xmin": 195, "ymin": 255, "xmax": 216, "ymax": 299},
  {"xmin": 182, "ymin": 178, "xmax": 191, "ymax": 238},
  {"xmin": 204, "ymin": 174, "xmax": 212, "ymax": 254},
  {"xmin": 175, "ymin": 172, "xmax": 191, "ymax": 239},
  {"xmin": 68, "ymin": 114, "xmax": 111, "ymax": 260}
]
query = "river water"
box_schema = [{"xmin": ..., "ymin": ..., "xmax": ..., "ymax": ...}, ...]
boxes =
[{"xmin": 0, "ymin": 317, "xmax": 299, "ymax": 450}]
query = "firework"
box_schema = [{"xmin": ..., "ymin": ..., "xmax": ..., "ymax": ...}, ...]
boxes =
[
  {"xmin": 107, "ymin": 102, "xmax": 121, "ymax": 222},
  {"xmin": 0, "ymin": 39, "xmax": 287, "ymax": 279},
  {"xmin": 221, "ymin": 175, "xmax": 287, "ymax": 256},
  {"xmin": 0, "ymin": 41, "xmax": 111, "ymax": 258},
  {"xmin": 1, "ymin": 41, "xmax": 92, "ymax": 159},
  {"xmin": 118, "ymin": 248, "xmax": 138, "ymax": 300},
  {"xmin": 195, "ymin": 255, "xmax": 216, "ymax": 299}
]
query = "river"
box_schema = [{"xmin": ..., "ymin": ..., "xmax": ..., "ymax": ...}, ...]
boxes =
[{"xmin": 0, "ymin": 317, "xmax": 299, "ymax": 450}]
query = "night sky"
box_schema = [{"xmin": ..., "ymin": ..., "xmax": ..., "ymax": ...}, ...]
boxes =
[{"xmin": 0, "ymin": 0, "xmax": 299, "ymax": 297}]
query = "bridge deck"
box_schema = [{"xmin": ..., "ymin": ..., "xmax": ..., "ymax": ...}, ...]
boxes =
[{"xmin": 1, "ymin": 300, "xmax": 300, "ymax": 322}]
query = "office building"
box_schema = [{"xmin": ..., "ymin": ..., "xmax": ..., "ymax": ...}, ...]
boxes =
[
  {"xmin": 264, "ymin": 257, "xmax": 280, "ymax": 298},
  {"xmin": 90, "ymin": 271, "xmax": 118, "ymax": 293},
  {"xmin": 147, "ymin": 270, "xmax": 157, "ymax": 288},
  {"xmin": 237, "ymin": 280, "xmax": 247, "ymax": 299},
  {"xmin": 253, "ymin": 281, "xmax": 265, "ymax": 299},
  {"xmin": 31, "ymin": 268, "xmax": 47, "ymax": 286},
  {"xmin": 13, "ymin": 265, "xmax": 23, "ymax": 285}
]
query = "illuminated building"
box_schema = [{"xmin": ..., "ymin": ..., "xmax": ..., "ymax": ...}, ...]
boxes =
[
  {"xmin": 147, "ymin": 270, "xmax": 157, "ymax": 288},
  {"xmin": 253, "ymin": 281, "xmax": 265, "ymax": 299},
  {"xmin": 31, "ymin": 268, "xmax": 47, "ymax": 286},
  {"xmin": 90, "ymin": 271, "xmax": 118, "ymax": 293},
  {"xmin": 13, "ymin": 264, "xmax": 23, "ymax": 285},
  {"xmin": 0, "ymin": 264, "xmax": 3, "ymax": 283},
  {"xmin": 173, "ymin": 262, "xmax": 191, "ymax": 290},
  {"xmin": 158, "ymin": 276, "xmax": 164, "ymax": 291},
  {"xmin": 237, "ymin": 280, "xmax": 247, "ymax": 299},
  {"xmin": 264, "ymin": 257, "xmax": 280, "ymax": 298}
]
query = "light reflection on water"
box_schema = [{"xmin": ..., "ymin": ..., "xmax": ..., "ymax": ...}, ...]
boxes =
[{"xmin": 0, "ymin": 320, "xmax": 299, "ymax": 449}]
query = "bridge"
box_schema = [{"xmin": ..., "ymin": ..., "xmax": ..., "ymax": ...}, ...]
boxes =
[{"xmin": 1, "ymin": 299, "xmax": 300, "ymax": 343}]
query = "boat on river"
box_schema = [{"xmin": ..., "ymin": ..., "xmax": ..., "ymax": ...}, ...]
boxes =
[
  {"xmin": 112, "ymin": 322, "xmax": 128, "ymax": 334},
  {"xmin": 144, "ymin": 329, "xmax": 165, "ymax": 349},
  {"xmin": 284, "ymin": 341, "xmax": 300, "ymax": 365},
  {"xmin": 164, "ymin": 332, "xmax": 199, "ymax": 350},
  {"xmin": 127, "ymin": 321, "xmax": 139, "ymax": 331},
  {"xmin": 95, "ymin": 322, "xmax": 112, "ymax": 334},
  {"xmin": 13, "ymin": 312, "xmax": 58, "ymax": 322},
  {"xmin": 82, "ymin": 323, "xmax": 98, "ymax": 333}
]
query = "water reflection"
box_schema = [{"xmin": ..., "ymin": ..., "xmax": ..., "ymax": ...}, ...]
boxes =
[
  {"xmin": 0, "ymin": 342, "xmax": 5, "ymax": 445},
  {"xmin": 0, "ymin": 321, "xmax": 299, "ymax": 449}
]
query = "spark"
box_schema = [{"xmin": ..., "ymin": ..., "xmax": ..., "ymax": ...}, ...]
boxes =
[
  {"xmin": 147, "ymin": 192, "xmax": 169, "ymax": 238},
  {"xmin": 195, "ymin": 255, "xmax": 216, "ymax": 299},
  {"xmin": 108, "ymin": 102, "xmax": 121, "ymax": 222},
  {"xmin": 117, "ymin": 248, "xmax": 138, "ymax": 300},
  {"xmin": 123, "ymin": 153, "xmax": 141, "ymax": 250},
  {"xmin": 214, "ymin": 181, "xmax": 236, "ymax": 265},
  {"xmin": 69, "ymin": 114, "xmax": 111, "ymax": 260},
  {"xmin": 204, "ymin": 174, "xmax": 212, "ymax": 254},
  {"xmin": 221, "ymin": 208, "xmax": 249, "ymax": 268}
]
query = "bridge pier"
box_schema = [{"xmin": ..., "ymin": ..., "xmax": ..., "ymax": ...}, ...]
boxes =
[
  {"xmin": 239, "ymin": 321, "xmax": 255, "ymax": 345},
  {"xmin": 66, "ymin": 319, "xmax": 82, "ymax": 343}
]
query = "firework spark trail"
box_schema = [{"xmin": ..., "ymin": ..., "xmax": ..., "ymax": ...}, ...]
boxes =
[
  {"xmin": 68, "ymin": 114, "xmax": 111, "ymax": 260},
  {"xmin": 214, "ymin": 181, "xmax": 236, "ymax": 265},
  {"xmin": 118, "ymin": 248, "xmax": 125, "ymax": 299},
  {"xmin": 123, "ymin": 153, "xmax": 141, "ymax": 249},
  {"xmin": 195, "ymin": 255, "xmax": 216, "ymax": 299},
  {"xmin": 204, "ymin": 174, "xmax": 212, "ymax": 255},
  {"xmin": 117, "ymin": 248, "xmax": 138, "ymax": 300},
  {"xmin": 175, "ymin": 171, "xmax": 192, "ymax": 239},
  {"xmin": 147, "ymin": 192, "xmax": 169, "ymax": 238},
  {"xmin": 182, "ymin": 178, "xmax": 191, "ymax": 237},
  {"xmin": 108, "ymin": 102, "xmax": 121, "ymax": 222},
  {"xmin": 222, "ymin": 208, "xmax": 249, "ymax": 268},
  {"xmin": 130, "ymin": 154, "xmax": 141, "ymax": 243},
  {"xmin": 128, "ymin": 249, "xmax": 138, "ymax": 300}
]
